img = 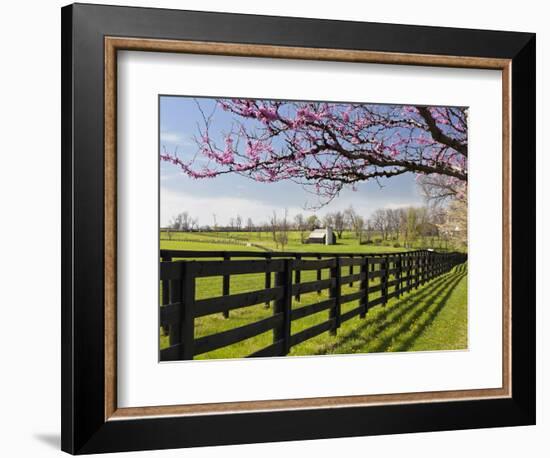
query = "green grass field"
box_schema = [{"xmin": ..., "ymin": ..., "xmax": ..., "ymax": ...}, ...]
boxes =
[
  {"xmin": 160, "ymin": 229, "xmax": 457, "ymax": 254},
  {"xmin": 159, "ymin": 229, "xmax": 468, "ymax": 359}
]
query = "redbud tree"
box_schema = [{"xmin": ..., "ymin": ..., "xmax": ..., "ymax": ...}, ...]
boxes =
[{"xmin": 161, "ymin": 99, "xmax": 467, "ymax": 203}]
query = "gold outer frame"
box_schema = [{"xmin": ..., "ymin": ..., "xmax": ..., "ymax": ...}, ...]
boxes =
[{"xmin": 104, "ymin": 37, "xmax": 511, "ymax": 421}]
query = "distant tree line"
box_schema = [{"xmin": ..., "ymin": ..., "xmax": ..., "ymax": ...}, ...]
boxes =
[
  {"xmin": 164, "ymin": 173, "xmax": 467, "ymax": 249},
  {"xmin": 163, "ymin": 198, "xmax": 466, "ymax": 250}
]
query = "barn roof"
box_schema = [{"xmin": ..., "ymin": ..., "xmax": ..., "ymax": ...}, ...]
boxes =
[{"xmin": 308, "ymin": 229, "xmax": 327, "ymax": 239}]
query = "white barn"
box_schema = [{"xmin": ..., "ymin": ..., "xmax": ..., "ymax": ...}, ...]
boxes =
[{"xmin": 306, "ymin": 227, "xmax": 335, "ymax": 245}]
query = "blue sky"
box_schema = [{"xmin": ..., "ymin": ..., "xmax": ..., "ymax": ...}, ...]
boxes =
[{"xmin": 160, "ymin": 96, "xmax": 424, "ymax": 228}]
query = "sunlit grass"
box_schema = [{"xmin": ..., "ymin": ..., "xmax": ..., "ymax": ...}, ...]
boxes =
[
  {"xmin": 160, "ymin": 229, "xmax": 460, "ymax": 254},
  {"xmin": 160, "ymin": 261, "xmax": 468, "ymax": 359}
]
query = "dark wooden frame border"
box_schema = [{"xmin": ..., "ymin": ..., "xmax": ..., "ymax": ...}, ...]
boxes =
[
  {"xmin": 62, "ymin": 3, "xmax": 536, "ymax": 454},
  {"xmin": 104, "ymin": 37, "xmax": 511, "ymax": 418}
]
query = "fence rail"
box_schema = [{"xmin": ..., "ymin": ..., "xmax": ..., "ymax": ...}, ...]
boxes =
[{"xmin": 159, "ymin": 249, "xmax": 467, "ymax": 361}]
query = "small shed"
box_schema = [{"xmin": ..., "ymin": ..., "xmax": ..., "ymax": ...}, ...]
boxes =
[{"xmin": 306, "ymin": 227, "xmax": 335, "ymax": 245}]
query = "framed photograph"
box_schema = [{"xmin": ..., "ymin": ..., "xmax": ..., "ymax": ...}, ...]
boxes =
[{"xmin": 61, "ymin": 3, "xmax": 536, "ymax": 454}]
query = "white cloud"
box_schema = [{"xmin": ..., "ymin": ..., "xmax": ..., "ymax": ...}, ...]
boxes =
[
  {"xmin": 160, "ymin": 185, "xmax": 424, "ymax": 227},
  {"xmin": 160, "ymin": 172, "xmax": 180, "ymax": 182},
  {"xmin": 160, "ymin": 131, "xmax": 197, "ymax": 147},
  {"xmin": 384, "ymin": 202, "xmax": 421, "ymax": 210},
  {"xmin": 160, "ymin": 131, "xmax": 184, "ymax": 143},
  {"xmin": 160, "ymin": 188, "xmax": 303, "ymax": 227}
]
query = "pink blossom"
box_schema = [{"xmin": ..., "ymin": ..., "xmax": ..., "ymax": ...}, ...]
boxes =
[
  {"xmin": 258, "ymin": 106, "xmax": 278, "ymax": 122},
  {"xmin": 162, "ymin": 98, "xmax": 468, "ymax": 202}
]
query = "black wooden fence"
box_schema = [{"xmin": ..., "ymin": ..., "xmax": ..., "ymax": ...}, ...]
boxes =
[{"xmin": 159, "ymin": 250, "xmax": 467, "ymax": 361}]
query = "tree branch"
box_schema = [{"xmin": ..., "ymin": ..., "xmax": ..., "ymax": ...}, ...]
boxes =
[{"xmin": 416, "ymin": 106, "xmax": 468, "ymax": 157}]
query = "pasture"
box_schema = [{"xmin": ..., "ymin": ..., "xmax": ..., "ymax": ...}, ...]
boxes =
[
  {"xmin": 159, "ymin": 231, "xmax": 468, "ymax": 359},
  {"xmin": 160, "ymin": 229, "xmax": 456, "ymax": 254}
]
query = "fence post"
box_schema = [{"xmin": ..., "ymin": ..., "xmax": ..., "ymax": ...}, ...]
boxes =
[
  {"xmin": 264, "ymin": 252, "xmax": 272, "ymax": 308},
  {"xmin": 430, "ymin": 251, "xmax": 432, "ymax": 283},
  {"xmin": 168, "ymin": 261, "xmax": 181, "ymax": 347},
  {"xmin": 222, "ymin": 253, "xmax": 230, "ymax": 318},
  {"xmin": 360, "ymin": 257, "xmax": 369, "ymax": 318},
  {"xmin": 426, "ymin": 252, "xmax": 431, "ymax": 282},
  {"xmin": 405, "ymin": 254, "xmax": 411, "ymax": 293},
  {"xmin": 414, "ymin": 253, "xmax": 420, "ymax": 289},
  {"xmin": 410, "ymin": 254, "xmax": 414, "ymax": 289},
  {"xmin": 415, "ymin": 253, "xmax": 421, "ymax": 289},
  {"xmin": 421, "ymin": 252, "xmax": 425, "ymax": 286},
  {"xmin": 427, "ymin": 252, "xmax": 431, "ymax": 283},
  {"xmin": 424, "ymin": 252, "xmax": 428, "ymax": 284},
  {"xmin": 382, "ymin": 256, "xmax": 389, "ymax": 305},
  {"xmin": 412, "ymin": 254, "xmax": 416, "ymax": 286},
  {"xmin": 274, "ymin": 259, "xmax": 292, "ymax": 356},
  {"xmin": 179, "ymin": 262, "xmax": 196, "ymax": 360},
  {"xmin": 161, "ymin": 255, "xmax": 172, "ymax": 337},
  {"xmin": 294, "ymin": 254, "xmax": 302, "ymax": 301},
  {"xmin": 397, "ymin": 254, "xmax": 403, "ymax": 297},
  {"xmin": 329, "ymin": 257, "xmax": 341, "ymax": 335},
  {"xmin": 348, "ymin": 255, "xmax": 354, "ymax": 287},
  {"xmin": 317, "ymin": 254, "xmax": 322, "ymax": 294},
  {"xmin": 423, "ymin": 253, "xmax": 426, "ymax": 282}
]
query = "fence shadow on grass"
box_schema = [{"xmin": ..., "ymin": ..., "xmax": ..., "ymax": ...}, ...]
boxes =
[
  {"xmin": 391, "ymin": 263, "xmax": 467, "ymax": 352},
  {"xmin": 316, "ymin": 263, "xmax": 467, "ymax": 355}
]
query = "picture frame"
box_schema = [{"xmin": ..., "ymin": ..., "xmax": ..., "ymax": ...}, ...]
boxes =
[{"xmin": 61, "ymin": 3, "xmax": 536, "ymax": 454}]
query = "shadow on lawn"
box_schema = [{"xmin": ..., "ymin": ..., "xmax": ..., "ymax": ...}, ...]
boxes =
[{"xmin": 318, "ymin": 263, "xmax": 467, "ymax": 355}]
